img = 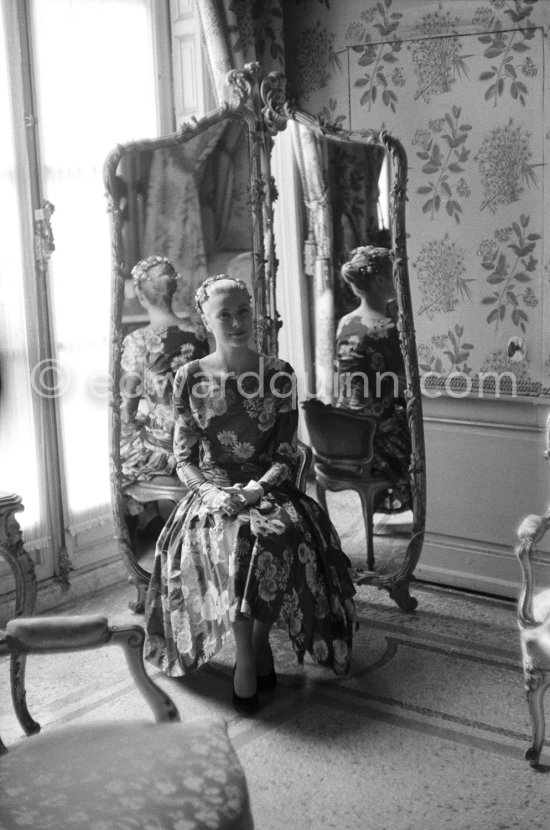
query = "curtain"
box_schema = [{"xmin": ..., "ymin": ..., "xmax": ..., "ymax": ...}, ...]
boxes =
[
  {"xmin": 30, "ymin": 0, "xmax": 159, "ymax": 536},
  {"xmin": 198, "ymin": 2, "xmax": 316, "ymax": 397},
  {"xmin": 290, "ymin": 122, "xmax": 335, "ymax": 402},
  {"xmin": 198, "ymin": 1, "xmax": 285, "ymax": 101},
  {"xmin": 328, "ymin": 141, "xmax": 386, "ymax": 321},
  {"xmin": 0, "ymin": 3, "xmax": 49, "ymax": 551},
  {"xmin": 272, "ymin": 129, "xmax": 312, "ymax": 437},
  {"xmin": 142, "ymin": 121, "xmax": 228, "ymax": 312}
]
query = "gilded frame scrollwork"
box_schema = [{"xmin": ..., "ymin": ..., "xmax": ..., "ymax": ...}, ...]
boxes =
[
  {"xmin": 103, "ymin": 64, "xmax": 274, "ymax": 609},
  {"xmin": 261, "ymin": 72, "xmax": 426, "ymax": 611}
]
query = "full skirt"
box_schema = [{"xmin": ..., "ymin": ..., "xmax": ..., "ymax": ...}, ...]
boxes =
[{"xmin": 144, "ymin": 484, "xmax": 357, "ymax": 677}]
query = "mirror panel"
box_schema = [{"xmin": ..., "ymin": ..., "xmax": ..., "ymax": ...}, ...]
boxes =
[
  {"xmin": 113, "ymin": 119, "xmax": 256, "ymax": 335},
  {"xmin": 104, "ymin": 91, "xmax": 269, "ymax": 610},
  {"xmin": 263, "ymin": 73, "xmax": 426, "ymax": 610}
]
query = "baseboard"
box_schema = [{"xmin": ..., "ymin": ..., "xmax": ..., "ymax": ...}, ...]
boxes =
[{"xmin": 416, "ymin": 532, "xmax": 529, "ymax": 599}]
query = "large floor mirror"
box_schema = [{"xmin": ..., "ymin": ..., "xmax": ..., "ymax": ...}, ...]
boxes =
[
  {"xmin": 262, "ymin": 72, "xmax": 426, "ymax": 612},
  {"xmin": 104, "ymin": 66, "xmax": 273, "ymax": 612},
  {"xmin": 104, "ymin": 64, "xmax": 426, "ymax": 614}
]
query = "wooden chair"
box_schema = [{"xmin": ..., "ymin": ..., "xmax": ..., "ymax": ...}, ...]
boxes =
[
  {"xmin": 301, "ymin": 399, "xmax": 392, "ymax": 571},
  {"xmin": 0, "ymin": 615, "xmax": 254, "ymax": 828},
  {"xmin": 515, "ymin": 414, "xmax": 550, "ymax": 767},
  {"xmin": 122, "ymin": 475, "xmax": 186, "ymax": 613}
]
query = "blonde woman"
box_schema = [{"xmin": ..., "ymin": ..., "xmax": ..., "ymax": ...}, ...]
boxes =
[{"xmin": 145, "ymin": 274, "xmax": 357, "ymax": 714}]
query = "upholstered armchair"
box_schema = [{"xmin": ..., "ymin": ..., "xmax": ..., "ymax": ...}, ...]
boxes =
[{"xmin": 0, "ymin": 615, "xmax": 254, "ymax": 828}]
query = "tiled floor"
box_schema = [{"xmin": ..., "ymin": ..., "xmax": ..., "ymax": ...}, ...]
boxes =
[{"xmin": 4, "ymin": 495, "xmax": 548, "ymax": 830}]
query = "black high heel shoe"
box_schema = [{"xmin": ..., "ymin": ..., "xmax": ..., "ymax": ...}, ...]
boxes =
[
  {"xmin": 232, "ymin": 665, "xmax": 259, "ymax": 716},
  {"xmin": 256, "ymin": 646, "xmax": 277, "ymax": 693}
]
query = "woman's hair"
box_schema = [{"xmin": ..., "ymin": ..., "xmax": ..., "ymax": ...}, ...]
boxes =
[
  {"xmin": 194, "ymin": 273, "xmax": 251, "ymax": 313},
  {"xmin": 341, "ymin": 245, "xmax": 392, "ymax": 291},
  {"xmin": 131, "ymin": 255, "xmax": 180, "ymax": 307}
]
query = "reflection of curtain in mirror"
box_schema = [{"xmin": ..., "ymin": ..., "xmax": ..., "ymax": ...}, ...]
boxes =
[
  {"xmin": 290, "ymin": 122, "xmax": 334, "ymax": 403},
  {"xmin": 328, "ymin": 142, "xmax": 385, "ymax": 319},
  {"xmin": 273, "ymin": 130, "xmax": 313, "ymax": 438},
  {"xmin": 329, "ymin": 142, "xmax": 385, "ymax": 258},
  {"xmin": 31, "ymin": 0, "xmax": 159, "ymax": 537},
  {"xmin": 143, "ymin": 149, "xmax": 208, "ymax": 313},
  {"xmin": 142, "ymin": 123, "xmax": 227, "ymax": 313}
]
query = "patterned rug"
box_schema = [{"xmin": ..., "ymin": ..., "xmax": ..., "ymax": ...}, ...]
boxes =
[{"xmin": 1, "ymin": 579, "xmax": 549, "ymax": 830}]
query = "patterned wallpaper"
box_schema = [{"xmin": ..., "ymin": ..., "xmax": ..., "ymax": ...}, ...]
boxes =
[{"xmin": 283, "ymin": 0, "xmax": 549, "ymax": 397}]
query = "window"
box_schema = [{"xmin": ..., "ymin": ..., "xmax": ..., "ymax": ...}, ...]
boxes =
[{"xmin": 0, "ymin": 0, "xmax": 169, "ymax": 592}]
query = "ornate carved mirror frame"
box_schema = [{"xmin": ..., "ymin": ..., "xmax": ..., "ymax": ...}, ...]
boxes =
[
  {"xmin": 261, "ymin": 72, "xmax": 426, "ymax": 611},
  {"xmin": 103, "ymin": 64, "xmax": 274, "ymax": 610}
]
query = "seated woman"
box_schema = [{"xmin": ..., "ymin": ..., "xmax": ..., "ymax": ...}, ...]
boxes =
[
  {"xmin": 335, "ymin": 245, "xmax": 411, "ymax": 512},
  {"xmin": 120, "ymin": 255, "xmax": 209, "ymax": 530},
  {"xmin": 144, "ymin": 274, "xmax": 356, "ymax": 714}
]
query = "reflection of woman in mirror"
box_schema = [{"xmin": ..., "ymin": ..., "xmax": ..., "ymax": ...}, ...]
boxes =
[
  {"xmin": 120, "ymin": 256, "xmax": 209, "ymax": 520},
  {"xmin": 335, "ymin": 246, "xmax": 411, "ymax": 512},
  {"xmin": 144, "ymin": 274, "xmax": 356, "ymax": 714}
]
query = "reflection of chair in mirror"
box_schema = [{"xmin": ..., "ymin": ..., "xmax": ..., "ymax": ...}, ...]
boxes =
[
  {"xmin": 1, "ymin": 615, "xmax": 254, "ymax": 828},
  {"xmin": 302, "ymin": 400, "xmax": 392, "ymax": 571}
]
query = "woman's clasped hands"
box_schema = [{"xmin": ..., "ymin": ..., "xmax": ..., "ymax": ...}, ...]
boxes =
[{"xmin": 198, "ymin": 480, "xmax": 264, "ymax": 516}]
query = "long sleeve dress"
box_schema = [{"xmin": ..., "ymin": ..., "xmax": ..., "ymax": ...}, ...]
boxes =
[
  {"xmin": 120, "ymin": 322, "xmax": 209, "ymax": 485},
  {"xmin": 335, "ymin": 311, "xmax": 411, "ymax": 511},
  {"xmin": 144, "ymin": 356, "xmax": 357, "ymax": 678}
]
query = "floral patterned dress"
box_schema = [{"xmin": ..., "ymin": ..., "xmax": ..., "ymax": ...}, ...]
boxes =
[
  {"xmin": 144, "ymin": 357, "xmax": 357, "ymax": 678},
  {"xmin": 120, "ymin": 323, "xmax": 208, "ymax": 484},
  {"xmin": 335, "ymin": 311, "xmax": 411, "ymax": 510}
]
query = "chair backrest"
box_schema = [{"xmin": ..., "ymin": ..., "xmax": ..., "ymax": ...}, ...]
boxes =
[
  {"xmin": 0, "ymin": 615, "xmax": 179, "ymax": 753},
  {"xmin": 301, "ymin": 399, "xmax": 377, "ymax": 465}
]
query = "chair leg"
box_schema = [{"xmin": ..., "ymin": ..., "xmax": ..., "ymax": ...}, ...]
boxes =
[
  {"xmin": 358, "ymin": 489, "xmax": 376, "ymax": 572},
  {"xmin": 524, "ymin": 668, "xmax": 550, "ymax": 766},
  {"xmin": 11, "ymin": 652, "xmax": 41, "ymax": 736},
  {"xmin": 128, "ymin": 575, "xmax": 148, "ymax": 615},
  {"xmin": 315, "ymin": 480, "xmax": 328, "ymax": 513}
]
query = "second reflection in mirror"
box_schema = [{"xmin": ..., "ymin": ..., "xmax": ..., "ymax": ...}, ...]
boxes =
[{"xmin": 120, "ymin": 255, "xmax": 209, "ymax": 548}]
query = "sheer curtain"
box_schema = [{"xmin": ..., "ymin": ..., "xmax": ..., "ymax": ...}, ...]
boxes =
[
  {"xmin": 289, "ymin": 122, "xmax": 335, "ymax": 402},
  {"xmin": 30, "ymin": 0, "xmax": 159, "ymax": 536},
  {"xmin": 0, "ymin": 3, "xmax": 50, "ymax": 555}
]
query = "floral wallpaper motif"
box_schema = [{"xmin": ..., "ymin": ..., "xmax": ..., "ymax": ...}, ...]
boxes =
[
  {"xmin": 350, "ymin": 3, "xmax": 404, "ymax": 113},
  {"xmin": 478, "ymin": 216, "xmax": 540, "ymax": 333},
  {"xmin": 413, "ymin": 107, "xmax": 472, "ymax": 222},
  {"xmin": 476, "ymin": 119, "xmax": 539, "ymax": 212},
  {"xmin": 414, "ymin": 234, "xmax": 472, "ymax": 319},
  {"xmin": 291, "ymin": 21, "xmax": 341, "ymax": 98},
  {"xmin": 411, "ymin": 7, "xmax": 470, "ymax": 103},
  {"xmin": 283, "ymin": 0, "xmax": 548, "ymax": 396},
  {"xmin": 418, "ymin": 324, "xmax": 475, "ymax": 376}
]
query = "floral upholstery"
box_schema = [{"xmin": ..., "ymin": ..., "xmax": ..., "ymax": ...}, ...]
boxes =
[{"xmin": 1, "ymin": 717, "xmax": 253, "ymax": 829}]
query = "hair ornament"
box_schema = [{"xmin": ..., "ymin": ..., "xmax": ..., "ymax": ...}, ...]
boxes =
[
  {"xmin": 194, "ymin": 273, "xmax": 251, "ymax": 313},
  {"xmin": 351, "ymin": 245, "xmax": 392, "ymax": 274},
  {"xmin": 131, "ymin": 255, "xmax": 180, "ymax": 288}
]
